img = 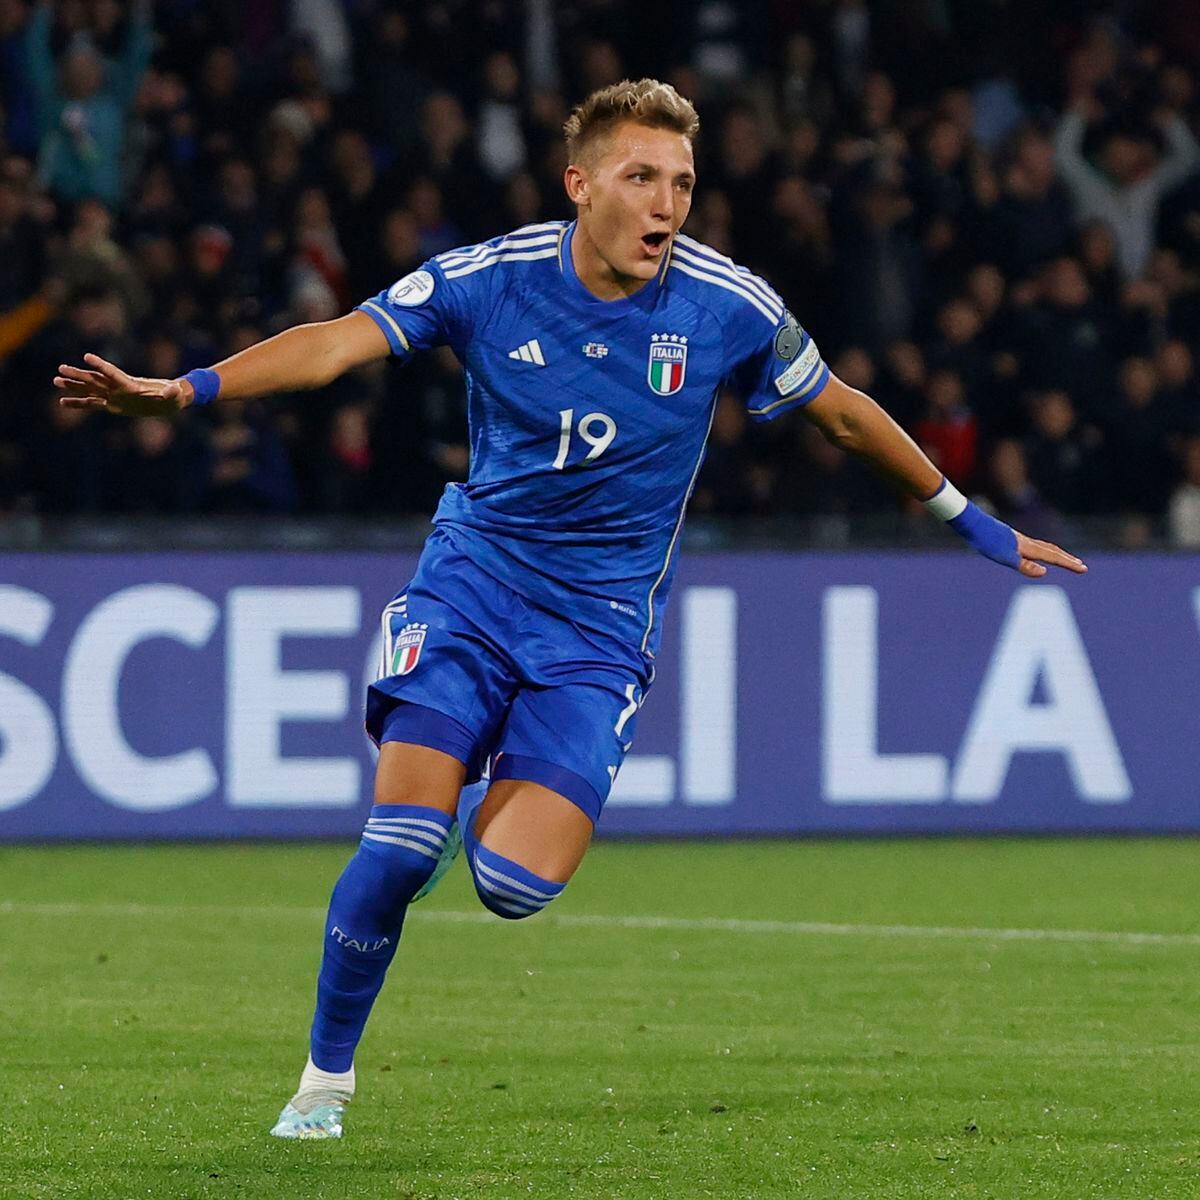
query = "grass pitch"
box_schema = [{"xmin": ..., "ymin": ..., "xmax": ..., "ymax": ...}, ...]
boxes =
[{"xmin": 1, "ymin": 838, "xmax": 1198, "ymax": 1199}]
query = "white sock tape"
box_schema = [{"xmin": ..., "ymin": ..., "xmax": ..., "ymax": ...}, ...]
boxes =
[{"xmin": 923, "ymin": 478, "xmax": 969, "ymax": 521}]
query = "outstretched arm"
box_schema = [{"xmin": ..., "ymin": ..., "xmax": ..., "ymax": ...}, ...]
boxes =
[
  {"xmin": 22, "ymin": 0, "xmax": 62, "ymax": 129},
  {"xmin": 1053, "ymin": 105, "xmax": 1113, "ymax": 213},
  {"xmin": 802, "ymin": 375, "xmax": 1087, "ymax": 578},
  {"xmin": 1151, "ymin": 112, "xmax": 1200, "ymax": 197},
  {"xmin": 55, "ymin": 310, "xmax": 390, "ymax": 416},
  {"xmin": 110, "ymin": 0, "xmax": 155, "ymax": 112}
]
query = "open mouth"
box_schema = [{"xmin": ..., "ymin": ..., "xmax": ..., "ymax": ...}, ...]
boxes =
[{"xmin": 641, "ymin": 231, "xmax": 669, "ymax": 255}]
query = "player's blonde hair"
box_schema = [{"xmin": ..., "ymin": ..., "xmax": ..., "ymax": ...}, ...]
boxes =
[{"xmin": 563, "ymin": 79, "xmax": 699, "ymax": 165}]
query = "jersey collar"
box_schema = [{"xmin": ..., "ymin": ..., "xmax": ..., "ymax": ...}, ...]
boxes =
[{"xmin": 558, "ymin": 221, "xmax": 667, "ymax": 314}]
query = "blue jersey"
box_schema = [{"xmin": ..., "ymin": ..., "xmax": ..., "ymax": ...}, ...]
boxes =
[{"xmin": 356, "ymin": 220, "xmax": 830, "ymax": 656}]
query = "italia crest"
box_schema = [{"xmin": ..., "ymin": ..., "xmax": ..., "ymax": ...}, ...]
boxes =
[
  {"xmin": 390, "ymin": 622, "xmax": 428, "ymax": 676},
  {"xmin": 647, "ymin": 333, "xmax": 688, "ymax": 396}
]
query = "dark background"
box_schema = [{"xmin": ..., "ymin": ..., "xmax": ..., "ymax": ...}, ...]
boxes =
[{"xmin": 2, "ymin": 0, "xmax": 1200, "ymax": 547}]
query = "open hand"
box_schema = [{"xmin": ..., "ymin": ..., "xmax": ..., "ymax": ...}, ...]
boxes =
[
  {"xmin": 55, "ymin": 353, "xmax": 188, "ymax": 417},
  {"xmin": 1014, "ymin": 531, "xmax": 1087, "ymax": 579}
]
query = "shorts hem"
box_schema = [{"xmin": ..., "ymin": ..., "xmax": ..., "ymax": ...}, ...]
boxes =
[
  {"xmin": 492, "ymin": 753, "xmax": 603, "ymax": 823},
  {"xmin": 372, "ymin": 698, "xmax": 485, "ymax": 782}
]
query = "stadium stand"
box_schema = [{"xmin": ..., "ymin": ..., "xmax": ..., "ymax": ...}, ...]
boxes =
[{"xmin": 1, "ymin": 0, "xmax": 1199, "ymax": 545}]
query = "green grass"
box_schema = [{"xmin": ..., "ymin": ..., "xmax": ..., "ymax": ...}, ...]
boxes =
[{"xmin": 1, "ymin": 839, "xmax": 1198, "ymax": 1199}]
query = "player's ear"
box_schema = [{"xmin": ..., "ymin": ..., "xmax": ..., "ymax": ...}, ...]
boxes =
[{"xmin": 564, "ymin": 163, "xmax": 590, "ymax": 208}]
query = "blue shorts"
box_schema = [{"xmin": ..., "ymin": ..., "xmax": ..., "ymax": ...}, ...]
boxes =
[{"xmin": 365, "ymin": 527, "xmax": 654, "ymax": 824}]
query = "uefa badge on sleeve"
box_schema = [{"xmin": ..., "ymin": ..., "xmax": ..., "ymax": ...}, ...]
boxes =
[
  {"xmin": 391, "ymin": 622, "xmax": 429, "ymax": 676},
  {"xmin": 647, "ymin": 333, "xmax": 688, "ymax": 395}
]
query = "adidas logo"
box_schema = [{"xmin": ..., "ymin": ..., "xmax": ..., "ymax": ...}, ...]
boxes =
[{"xmin": 508, "ymin": 339, "xmax": 546, "ymax": 366}]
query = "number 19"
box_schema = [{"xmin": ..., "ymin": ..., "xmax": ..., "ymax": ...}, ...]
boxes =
[{"xmin": 552, "ymin": 408, "xmax": 617, "ymax": 469}]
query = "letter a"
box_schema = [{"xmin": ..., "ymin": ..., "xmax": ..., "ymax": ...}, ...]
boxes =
[{"xmin": 952, "ymin": 587, "xmax": 1130, "ymax": 803}]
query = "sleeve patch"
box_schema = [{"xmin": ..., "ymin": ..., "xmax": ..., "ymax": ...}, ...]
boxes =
[
  {"xmin": 387, "ymin": 269, "xmax": 435, "ymax": 307},
  {"xmin": 774, "ymin": 311, "xmax": 804, "ymax": 361},
  {"xmin": 775, "ymin": 340, "xmax": 821, "ymax": 395}
]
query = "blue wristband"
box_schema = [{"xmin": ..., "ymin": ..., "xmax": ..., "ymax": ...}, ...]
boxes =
[
  {"xmin": 183, "ymin": 368, "xmax": 220, "ymax": 406},
  {"xmin": 924, "ymin": 478, "xmax": 1020, "ymax": 569}
]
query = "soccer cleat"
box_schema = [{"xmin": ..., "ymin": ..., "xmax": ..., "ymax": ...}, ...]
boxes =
[
  {"xmin": 411, "ymin": 819, "xmax": 462, "ymax": 901},
  {"xmin": 269, "ymin": 1099, "xmax": 346, "ymax": 1139}
]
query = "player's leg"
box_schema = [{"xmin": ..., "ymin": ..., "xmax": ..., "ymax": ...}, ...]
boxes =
[
  {"xmin": 271, "ymin": 736, "xmax": 467, "ymax": 1139},
  {"xmin": 273, "ymin": 535, "xmax": 517, "ymax": 1138},
  {"xmin": 461, "ymin": 777, "xmax": 593, "ymax": 916},
  {"xmin": 461, "ymin": 671, "xmax": 644, "ymax": 919},
  {"xmin": 308, "ymin": 740, "xmax": 465, "ymax": 1073},
  {"xmin": 475, "ymin": 777, "xmax": 593, "ymax": 881}
]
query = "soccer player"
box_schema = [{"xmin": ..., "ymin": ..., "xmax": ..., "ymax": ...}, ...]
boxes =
[{"xmin": 54, "ymin": 79, "xmax": 1087, "ymax": 1139}]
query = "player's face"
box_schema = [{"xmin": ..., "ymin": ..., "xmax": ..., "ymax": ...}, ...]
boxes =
[{"xmin": 569, "ymin": 122, "xmax": 696, "ymax": 289}]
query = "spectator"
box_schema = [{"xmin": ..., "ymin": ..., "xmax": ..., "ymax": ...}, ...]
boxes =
[
  {"xmin": 984, "ymin": 437, "xmax": 1066, "ymax": 543},
  {"xmin": 1055, "ymin": 93, "xmax": 1200, "ymax": 281},
  {"xmin": 990, "ymin": 126, "xmax": 1076, "ymax": 277},
  {"xmin": 195, "ymin": 46, "xmax": 261, "ymax": 165},
  {"xmin": 1024, "ymin": 389, "xmax": 1109, "ymax": 515},
  {"xmin": 23, "ymin": 0, "xmax": 151, "ymax": 205},
  {"xmin": 0, "ymin": 163, "xmax": 59, "ymax": 365},
  {"xmin": 290, "ymin": 185, "xmax": 349, "ymax": 312},
  {"xmin": 1106, "ymin": 357, "xmax": 1175, "ymax": 515},
  {"xmin": 927, "ymin": 296, "xmax": 991, "ymax": 408},
  {"xmin": 501, "ymin": 172, "xmax": 543, "ymax": 231},
  {"xmin": 112, "ymin": 414, "xmax": 206, "ymax": 513},
  {"xmin": 415, "ymin": 92, "xmax": 484, "ymax": 237},
  {"xmin": 1, "ymin": 0, "xmax": 37, "ymax": 157},
  {"xmin": 1167, "ymin": 436, "xmax": 1200, "ymax": 547},
  {"xmin": 327, "ymin": 130, "xmax": 387, "ymax": 301},
  {"xmin": 0, "ymin": 152, "xmax": 46, "ymax": 311},
  {"xmin": 1014, "ymin": 257, "xmax": 1115, "ymax": 412},
  {"xmin": 356, "ymin": 9, "xmax": 429, "ymax": 157},
  {"xmin": 1077, "ymin": 219, "xmax": 1121, "ymax": 307},
  {"xmin": 692, "ymin": 390, "xmax": 773, "ymax": 517},
  {"xmin": 206, "ymin": 402, "xmax": 299, "ymax": 514},
  {"xmin": 322, "ymin": 403, "xmax": 372, "ymax": 513},
  {"xmin": 1155, "ymin": 339, "xmax": 1200, "ymax": 436},
  {"xmin": 880, "ymin": 340, "xmax": 926, "ymax": 429},
  {"xmin": 830, "ymin": 179, "xmax": 920, "ymax": 354},
  {"xmin": 915, "ymin": 369, "xmax": 978, "ymax": 487},
  {"xmin": 6, "ymin": 0, "xmax": 1199, "ymax": 538},
  {"xmin": 711, "ymin": 106, "xmax": 779, "ymax": 268},
  {"xmin": 20, "ymin": 394, "xmax": 104, "ymax": 512},
  {"xmin": 290, "ymin": 0, "xmax": 352, "ymax": 95},
  {"xmin": 53, "ymin": 197, "xmax": 149, "ymax": 325},
  {"xmin": 477, "ymin": 51, "xmax": 527, "ymax": 183}
]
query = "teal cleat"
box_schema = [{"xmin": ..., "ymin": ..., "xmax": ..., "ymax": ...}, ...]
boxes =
[
  {"xmin": 411, "ymin": 820, "xmax": 462, "ymax": 902},
  {"xmin": 269, "ymin": 1100, "xmax": 346, "ymax": 1139}
]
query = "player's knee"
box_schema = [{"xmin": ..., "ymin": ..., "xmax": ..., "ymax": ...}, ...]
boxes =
[
  {"xmin": 332, "ymin": 805, "xmax": 453, "ymax": 924},
  {"xmin": 469, "ymin": 842, "xmax": 566, "ymax": 920}
]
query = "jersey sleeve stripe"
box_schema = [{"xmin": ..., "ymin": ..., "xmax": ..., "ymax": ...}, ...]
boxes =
[
  {"xmin": 774, "ymin": 357, "xmax": 823, "ymax": 399},
  {"xmin": 358, "ymin": 300, "xmax": 412, "ymax": 353},
  {"xmin": 442, "ymin": 247, "xmax": 559, "ymax": 279},
  {"xmin": 668, "ymin": 258, "xmax": 781, "ymax": 325},
  {"xmin": 747, "ymin": 362, "xmax": 830, "ymax": 417},
  {"xmin": 671, "ymin": 246, "xmax": 783, "ymax": 319},
  {"xmin": 675, "ymin": 236, "xmax": 784, "ymax": 314},
  {"xmin": 437, "ymin": 235, "xmax": 561, "ymax": 270},
  {"xmin": 436, "ymin": 228, "xmax": 563, "ymax": 268},
  {"xmin": 436, "ymin": 220, "xmax": 562, "ymax": 253}
]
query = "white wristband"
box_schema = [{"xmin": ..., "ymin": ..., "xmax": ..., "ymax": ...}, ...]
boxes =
[{"xmin": 923, "ymin": 478, "xmax": 969, "ymax": 521}]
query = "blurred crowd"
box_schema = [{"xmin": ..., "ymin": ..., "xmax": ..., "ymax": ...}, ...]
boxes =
[{"xmin": 3, "ymin": 0, "xmax": 1200, "ymax": 545}]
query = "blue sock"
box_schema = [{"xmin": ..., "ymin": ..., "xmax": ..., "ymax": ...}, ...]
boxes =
[
  {"xmin": 310, "ymin": 804, "xmax": 452, "ymax": 1072},
  {"xmin": 470, "ymin": 842, "xmax": 566, "ymax": 920}
]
